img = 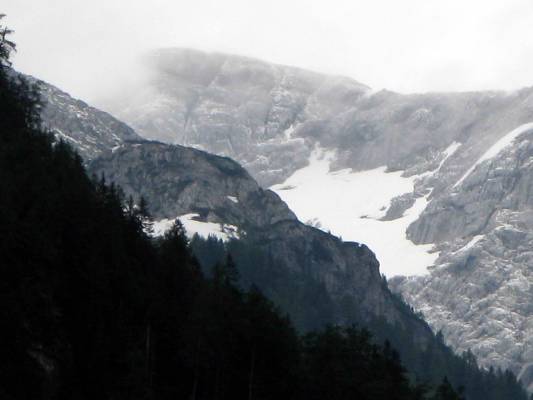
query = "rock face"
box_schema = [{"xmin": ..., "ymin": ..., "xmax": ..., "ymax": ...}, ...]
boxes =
[
  {"xmin": 101, "ymin": 48, "xmax": 533, "ymax": 389},
  {"xmin": 30, "ymin": 76, "xmax": 142, "ymax": 160},
  {"xmin": 102, "ymin": 48, "xmax": 369, "ymax": 186},
  {"xmin": 392, "ymin": 127, "xmax": 533, "ymax": 392},
  {"xmin": 89, "ymin": 142, "xmax": 297, "ymax": 229}
]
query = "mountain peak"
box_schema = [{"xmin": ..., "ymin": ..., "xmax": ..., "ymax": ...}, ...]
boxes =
[{"xmin": 145, "ymin": 47, "xmax": 371, "ymax": 92}]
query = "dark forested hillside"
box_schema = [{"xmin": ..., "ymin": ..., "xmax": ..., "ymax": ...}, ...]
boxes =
[
  {"xmin": 190, "ymin": 235, "xmax": 530, "ymax": 400},
  {"xmin": 0, "ymin": 18, "xmax": 528, "ymax": 400}
]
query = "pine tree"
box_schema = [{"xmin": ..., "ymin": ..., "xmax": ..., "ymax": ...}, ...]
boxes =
[
  {"xmin": 164, "ymin": 219, "xmax": 188, "ymax": 246},
  {"xmin": 138, "ymin": 196, "xmax": 153, "ymax": 234},
  {"xmin": 0, "ymin": 14, "xmax": 16, "ymax": 66},
  {"xmin": 432, "ymin": 377, "xmax": 464, "ymax": 400},
  {"xmin": 223, "ymin": 254, "xmax": 240, "ymax": 286}
]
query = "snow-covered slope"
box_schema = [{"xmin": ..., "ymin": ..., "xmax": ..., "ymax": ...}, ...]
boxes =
[{"xmin": 271, "ymin": 147, "xmax": 438, "ymax": 276}]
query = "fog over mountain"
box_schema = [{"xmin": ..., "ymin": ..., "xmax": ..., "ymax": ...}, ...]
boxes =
[
  {"xmin": 4, "ymin": 2, "xmax": 533, "ymax": 397},
  {"xmin": 4, "ymin": 0, "xmax": 533, "ymax": 104}
]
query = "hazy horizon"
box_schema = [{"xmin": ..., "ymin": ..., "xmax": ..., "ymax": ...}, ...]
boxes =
[{"xmin": 4, "ymin": 0, "xmax": 533, "ymax": 103}]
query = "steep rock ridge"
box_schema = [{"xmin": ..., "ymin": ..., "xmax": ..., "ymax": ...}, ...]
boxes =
[
  {"xmin": 29, "ymin": 76, "xmax": 142, "ymax": 160},
  {"xmin": 87, "ymin": 142, "xmax": 431, "ymax": 336},
  {"xmin": 100, "ymin": 49, "xmax": 533, "ymax": 388}
]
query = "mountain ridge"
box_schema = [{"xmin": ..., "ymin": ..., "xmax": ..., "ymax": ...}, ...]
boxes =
[{"xmin": 96, "ymin": 48, "xmax": 533, "ymax": 391}]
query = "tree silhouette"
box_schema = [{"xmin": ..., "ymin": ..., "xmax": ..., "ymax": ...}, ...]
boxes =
[{"xmin": 0, "ymin": 14, "xmax": 16, "ymax": 66}]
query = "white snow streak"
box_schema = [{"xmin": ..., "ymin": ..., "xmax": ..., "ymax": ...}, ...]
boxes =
[
  {"xmin": 438, "ymin": 142, "xmax": 462, "ymax": 171},
  {"xmin": 456, "ymin": 235, "xmax": 484, "ymax": 253},
  {"xmin": 283, "ymin": 124, "xmax": 295, "ymax": 140},
  {"xmin": 454, "ymin": 123, "xmax": 533, "ymax": 188},
  {"xmin": 227, "ymin": 196, "xmax": 239, "ymax": 204},
  {"xmin": 419, "ymin": 141, "xmax": 462, "ymax": 179}
]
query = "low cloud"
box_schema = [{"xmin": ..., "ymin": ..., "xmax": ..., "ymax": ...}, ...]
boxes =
[{"xmin": 3, "ymin": 0, "xmax": 533, "ymax": 103}]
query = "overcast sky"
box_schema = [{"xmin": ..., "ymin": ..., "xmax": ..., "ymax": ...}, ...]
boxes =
[{"xmin": 3, "ymin": 0, "xmax": 533, "ymax": 103}]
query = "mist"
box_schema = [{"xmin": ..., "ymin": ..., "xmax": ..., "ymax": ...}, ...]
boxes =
[{"xmin": 3, "ymin": 0, "xmax": 533, "ymax": 104}]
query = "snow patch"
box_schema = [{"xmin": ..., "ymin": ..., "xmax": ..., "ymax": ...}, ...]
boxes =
[
  {"xmin": 454, "ymin": 123, "xmax": 533, "ymax": 188},
  {"xmin": 439, "ymin": 142, "xmax": 462, "ymax": 170},
  {"xmin": 456, "ymin": 235, "xmax": 484, "ymax": 253},
  {"xmin": 284, "ymin": 124, "xmax": 295, "ymax": 140},
  {"xmin": 271, "ymin": 147, "xmax": 438, "ymax": 277},
  {"xmin": 227, "ymin": 196, "xmax": 239, "ymax": 204},
  {"xmin": 152, "ymin": 213, "xmax": 239, "ymax": 241},
  {"xmin": 419, "ymin": 141, "xmax": 461, "ymax": 179}
]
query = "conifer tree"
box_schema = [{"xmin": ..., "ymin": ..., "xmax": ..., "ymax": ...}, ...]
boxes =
[
  {"xmin": 431, "ymin": 377, "xmax": 464, "ymax": 400},
  {"xmin": 138, "ymin": 196, "xmax": 153, "ymax": 234},
  {"xmin": 0, "ymin": 14, "xmax": 16, "ymax": 66}
]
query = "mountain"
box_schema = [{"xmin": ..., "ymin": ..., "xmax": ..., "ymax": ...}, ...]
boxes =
[
  {"xmin": 30, "ymin": 71, "xmax": 530, "ymax": 397},
  {"xmin": 4, "ymin": 63, "xmax": 439, "ymax": 400},
  {"xmin": 37, "ymin": 77, "xmax": 418, "ymax": 333},
  {"xmin": 100, "ymin": 48, "xmax": 533, "ymax": 391},
  {"xmin": 99, "ymin": 48, "xmax": 370, "ymax": 187}
]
